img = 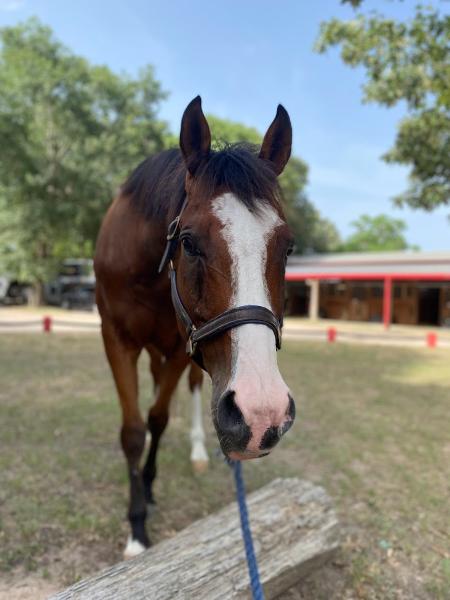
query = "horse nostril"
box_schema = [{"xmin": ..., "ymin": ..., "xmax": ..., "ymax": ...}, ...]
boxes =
[
  {"xmin": 287, "ymin": 394, "xmax": 295, "ymax": 420},
  {"xmin": 260, "ymin": 395, "xmax": 296, "ymax": 451},
  {"xmin": 216, "ymin": 390, "xmax": 251, "ymax": 453},
  {"xmin": 259, "ymin": 426, "xmax": 280, "ymax": 451},
  {"xmin": 217, "ymin": 390, "xmax": 241, "ymax": 430},
  {"xmin": 280, "ymin": 394, "xmax": 296, "ymax": 436}
]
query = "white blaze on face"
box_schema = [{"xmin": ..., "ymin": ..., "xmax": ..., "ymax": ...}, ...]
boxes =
[{"xmin": 213, "ymin": 193, "xmax": 290, "ymax": 454}]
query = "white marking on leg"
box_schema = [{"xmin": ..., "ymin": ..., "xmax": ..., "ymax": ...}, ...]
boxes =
[
  {"xmin": 190, "ymin": 385, "xmax": 209, "ymax": 470},
  {"xmin": 139, "ymin": 431, "xmax": 151, "ymax": 471},
  {"xmin": 123, "ymin": 535, "xmax": 147, "ymax": 559},
  {"xmin": 213, "ymin": 193, "xmax": 291, "ymax": 451}
]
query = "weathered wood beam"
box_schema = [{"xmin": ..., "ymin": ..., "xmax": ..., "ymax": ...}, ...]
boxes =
[{"xmin": 51, "ymin": 478, "xmax": 340, "ymax": 600}]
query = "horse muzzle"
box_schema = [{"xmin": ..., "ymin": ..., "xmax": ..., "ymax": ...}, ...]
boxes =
[{"xmin": 213, "ymin": 389, "xmax": 295, "ymax": 459}]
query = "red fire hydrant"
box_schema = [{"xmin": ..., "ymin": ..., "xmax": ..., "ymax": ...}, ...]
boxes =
[
  {"xmin": 43, "ymin": 316, "xmax": 52, "ymax": 333},
  {"xmin": 327, "ymin": 327, "xmax": 337, "ymax": 343},
  {"xmin": 426, "ymin": 332, "xmax": 437, "ymax": 348}
]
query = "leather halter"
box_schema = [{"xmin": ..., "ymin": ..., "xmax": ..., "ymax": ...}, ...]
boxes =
[{"xmin": 158, "ymin": 199, "xmax": 282, "ymax": 368}]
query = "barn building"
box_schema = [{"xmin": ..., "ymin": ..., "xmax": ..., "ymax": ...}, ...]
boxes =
[{"xmin": 286, "ymin": 251, "xmax": 450, "ymax": 328}]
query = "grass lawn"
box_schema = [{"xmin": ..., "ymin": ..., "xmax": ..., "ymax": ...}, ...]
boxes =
[{"xmin": 0, "ymin": 334, "xmax": 449, "ymax": 599}]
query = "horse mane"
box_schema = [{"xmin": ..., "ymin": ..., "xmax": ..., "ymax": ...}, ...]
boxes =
[
  {"xmin": 122, "ymin": 149, "xmax": 186, "ymax": 220},
  {"xmin": 122, "ymin": 143, "xmax": 281, "ymax": 221}
]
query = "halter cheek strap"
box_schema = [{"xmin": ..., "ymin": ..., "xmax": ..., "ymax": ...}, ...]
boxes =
[
  {"xmin": 159, "ymin": 201, "xmax": 283, "ymax": 369},
  {"xmin": 158, "ymin": 192, "xmax": 191, "ymax": 274},
  {"xmin": 169, "ymin": 264, "xmax": 281, "ymax": 358}
]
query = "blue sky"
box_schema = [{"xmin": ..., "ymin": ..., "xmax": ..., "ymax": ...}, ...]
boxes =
[{"xmin": 1, "ymin": 0, "xmax": 449, "ymax": 250}]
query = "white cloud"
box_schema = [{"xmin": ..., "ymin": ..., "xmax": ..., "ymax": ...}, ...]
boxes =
[
  {"xmin": 310, "ymin": 142, "xmax": 409, "ymax": 200},
  {"xmin": 0, "ymin": 0, "xmax": 25, "ymax": 11},
  {"xmin": 307, "ymin": 141, "xmax": 450, "ymax": 250},
  {"xmin": 311, "ymin": 164, "xmax": 404, "ymax": 200}
]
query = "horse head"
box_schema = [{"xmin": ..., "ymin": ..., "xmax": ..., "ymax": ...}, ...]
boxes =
[{"xmin": 172, "ymin": 96, "xmax": 296, "ymax": 460}]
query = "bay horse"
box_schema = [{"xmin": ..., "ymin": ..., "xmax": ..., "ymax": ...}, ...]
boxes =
[{"xmin": 94, "ymin": 96, "xmax": 296, "ymax": 558}]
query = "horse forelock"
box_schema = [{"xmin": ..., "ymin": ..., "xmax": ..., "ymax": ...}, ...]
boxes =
[
  {"xmin": 122, "ymin": 144, "xmax": 283, "ymax": 222},
  {"xmin": 192, "ymin": 143, "xmax": 282, "ymax": 213}
]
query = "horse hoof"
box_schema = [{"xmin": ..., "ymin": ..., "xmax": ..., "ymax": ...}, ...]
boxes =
[
  {"xmin": 192, "ymin": 459, "xmax": 209, "ymax": 474},
  {"xmin": 123, "ymin": 536, "xmax": 148, "ymax": 560}
]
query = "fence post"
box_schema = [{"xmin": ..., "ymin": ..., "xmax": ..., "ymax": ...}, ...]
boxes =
[
  {"xmin": 43, "ymin": 316, "xmax": 52, "ymax": 333},
  {"xmin": 327, "ymin": 327, "xmax": 337, "ymax": 343}
]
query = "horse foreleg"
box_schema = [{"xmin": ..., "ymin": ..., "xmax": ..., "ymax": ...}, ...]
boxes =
[
  {"xmin": 142, "ymin": 345, "xmax": 189, "ymax": 505},
  {"xmin": 139, "ymin": 345, "xmax": 165, "ymax": 470},
  {"xmin": 147, "ymin": 344, "xmax": 164, "ymax": 397},
  {"xmin": 101, "ymin": 323, "xmax": 148, "ymax": 558},
  {"xmin": 188, "ymin": 362, "xmax": 209, "ymax": 473}
]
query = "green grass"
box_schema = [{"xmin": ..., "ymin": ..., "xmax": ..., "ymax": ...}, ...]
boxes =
[{"xmin": 0, "ymin": 334, "xmax": 449, "ymax": 598}]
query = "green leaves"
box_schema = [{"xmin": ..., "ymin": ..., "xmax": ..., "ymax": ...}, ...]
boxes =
[
  {"xmin": 384, "ymin": 108, "xmax": 450, "ymax": 210},
  {"xmin": 316, "ymin": 5, "xmax": 450, "ymax": 210},
  {"xmin": 0, "ymin": 18, "xmax": 339, "ymax": 287},
  {"xmin": 206, "ymin": 114, "xmax": 262, "ymax": 148},
  {"xmin": 316, "ymin": 7, "xmax": 449, "ymax": 110},
  {"xmin": 0, "ymin": 18, "xmax": 168, "ymax": 282},
  {"xmin": 339, "ymin": 214, "xmax": 416, "ymax": 252}
]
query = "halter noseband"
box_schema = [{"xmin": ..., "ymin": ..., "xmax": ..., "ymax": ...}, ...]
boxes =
[{"xmin": 158, "ymin": 199, "xmax": 282, "ymax": 369}]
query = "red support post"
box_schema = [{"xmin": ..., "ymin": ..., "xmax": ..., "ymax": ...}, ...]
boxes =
[
  {"xmin": 327, "ymin": 327, "xmax": 337, "ymax": 343},
  {"xmin": 383, "ymin": 277, "xmax": 392, "ymax": 330},
  {"xmin": 43, "ymin": 315, "xmax": 52, "ymax": 333}
]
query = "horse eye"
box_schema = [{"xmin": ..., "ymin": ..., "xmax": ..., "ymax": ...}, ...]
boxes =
[
  {"xmin": 182, "ymin": 237, "xmax": 198, "ymax": 257},
  {"xmin": 286, "ymin": 245, "xmax": 294, "ymax": 257}
]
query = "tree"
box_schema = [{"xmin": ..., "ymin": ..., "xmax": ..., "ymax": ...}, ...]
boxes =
[
  {"xmin": 0, "ymin": 19, "xmax": 340, "ymax": 303},
  {"xmin": 339, "ymin": 214, "xmax": 417, "ymax": 252},
  {"xmin": 341, "ymin": 0, "xmax": 363, "ymax": 7},
  {"xmin": 207, "ymin": 115, "xmax": 341, "ymax": 253},
  {"xmin": 315, "ymin": 4, "xmax": 450, "ymax": 211},
  {"xmin": 207, "ymin": 115, "xmax": 261, "ymax": 147},
  {"xmin": 0, "ymin": 18, "xmax": 168, "ymax": 297}
]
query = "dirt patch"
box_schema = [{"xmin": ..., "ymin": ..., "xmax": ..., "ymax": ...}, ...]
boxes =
[{"xmin": 0, "ymin": 574, "xmax": 59, "ymax": 600}]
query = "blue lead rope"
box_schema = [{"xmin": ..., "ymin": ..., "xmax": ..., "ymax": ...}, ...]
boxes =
[{"xmin": 228, "ymin": 459, "xmax": 265, "ymax": 600}]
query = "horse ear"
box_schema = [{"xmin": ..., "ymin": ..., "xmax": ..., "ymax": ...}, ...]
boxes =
[
  {"xmin": 259, "ymin": 105, "xmax": 292, "ymax": 175},
  {"xmin": 180, "ymin": 96, "xmax": 211, "ymax": 176}
]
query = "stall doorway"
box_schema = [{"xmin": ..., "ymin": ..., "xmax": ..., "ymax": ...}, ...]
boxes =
[
  {"xmin": 418, "ymin": 288, "xmax": 440, "ymax": 325},
  {"xmin": 285, "ymin": 282, "xmax": 309, "ymax": 316}
]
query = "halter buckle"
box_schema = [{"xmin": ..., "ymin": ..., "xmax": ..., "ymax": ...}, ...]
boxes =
[
  {"xmin": 186, "ymin": 325, "xmax": 197, "ymax": 356},
  {"xmin": 167, "ymin": 216, "xmax": 181, "ymax": 241},
  {"xmin": 158, "ymin": 218, "xmax": 181, "ymax": 274}
]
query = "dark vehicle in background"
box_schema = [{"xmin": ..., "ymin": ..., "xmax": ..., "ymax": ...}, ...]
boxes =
[
  {"xmin": 45, "ymin": 259, "xmax": 96, "ymax": 310},
  {"xmin": 0, "ymin": 275, "xmax": 30, "ymax": 305}
]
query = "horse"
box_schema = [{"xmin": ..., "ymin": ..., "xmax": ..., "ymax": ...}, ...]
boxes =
[{"xmin": 94, "ymin": 96, "xmax": 296, "ymax": 558}]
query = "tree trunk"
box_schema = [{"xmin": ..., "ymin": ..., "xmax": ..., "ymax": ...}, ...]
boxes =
[{"xmin": 28, "ymin": 281, "xmax": 45, "ymax": 306}]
